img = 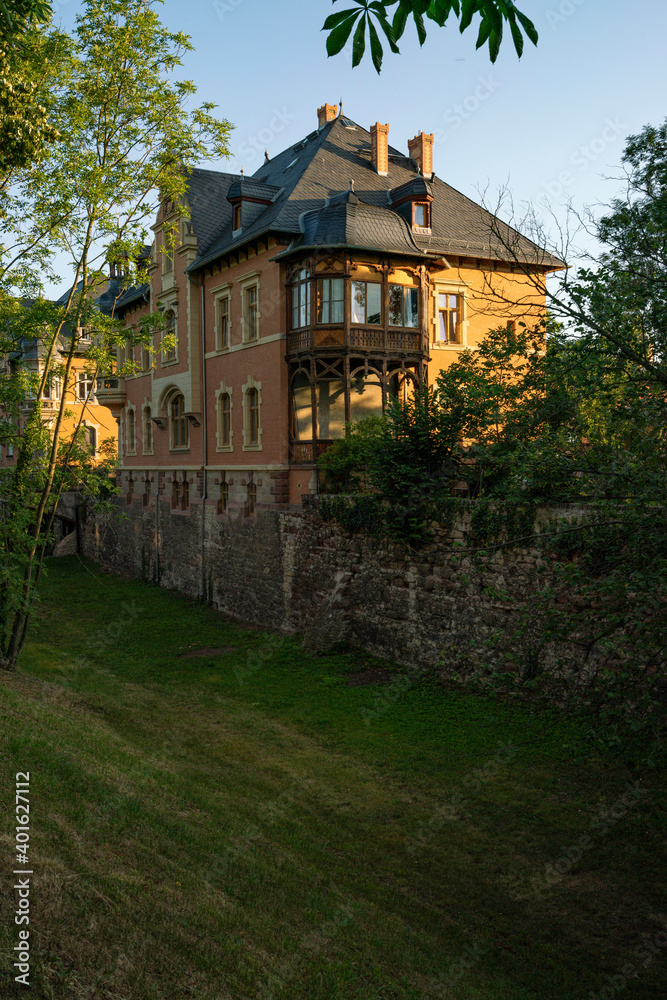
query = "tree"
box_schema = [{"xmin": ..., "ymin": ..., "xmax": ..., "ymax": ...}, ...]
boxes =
[
  {"xmin": 0, "ymin": 2, "xmax": 63, "ymax": 191},
  {"xmin": 316, "ymin": 121, "xmax": 667, "ymax": 749},
  {"xmin": 0, "ymin": 0, "xmax": 51, "ymax": 48},
  {"xmin": 0, "ymin": 0, "xmax": 231, "ymax": 670},
  {"xmin": 323, "ymin": 0, "xmax": 538, "ymax": 73}
]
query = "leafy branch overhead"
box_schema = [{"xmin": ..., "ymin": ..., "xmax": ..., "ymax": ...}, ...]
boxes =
[{"xmin": 324, "ymin": 0, "xmax": 538, "ymax": 72}]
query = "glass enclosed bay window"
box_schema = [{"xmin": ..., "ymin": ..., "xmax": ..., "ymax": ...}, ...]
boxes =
[
  {"xmin": 292, "ymin": 372, "xmax": 313, "ymax": 440},
  {"xmin": 291, "ymin": 269, "xmax": 310, "ymax": 329},
  {"xmin": 317, "ymin": 278, "xmax": 344, "ymax": 324},
  {"xmin": 351, "ymin": 281, "xmax": 381, "ymax": 325},
  {"xmin": 388, "ymin": 284, "xmax": 419, "ymax": 328}
]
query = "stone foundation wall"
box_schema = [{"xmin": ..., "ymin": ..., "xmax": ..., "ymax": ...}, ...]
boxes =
[{"xmin": 82, "ymin": 497, "xmax": 561, "ymax": 670}]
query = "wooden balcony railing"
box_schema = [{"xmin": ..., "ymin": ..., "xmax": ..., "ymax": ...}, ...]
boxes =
[
  {"xmin": 290, "ymin": 439, "xmax": 334, "ymax": 464},
  {"xmin": 287, "ymin": 326, "xmax": 424, "ymax": 356}
]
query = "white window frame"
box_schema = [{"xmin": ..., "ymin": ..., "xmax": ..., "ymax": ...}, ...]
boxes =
[
  {"xmin": 213, "ymin": 284, "xmax": 232, "ymax": 352},
  {"xmin": 431, "ymin": 281, "xmax": 469, "ymax": 350},
  {"xmin": 241, "ymin": 375, "xmax": 262, "ymax": 451},
  {"xmin": 215, "ymin": 382, "xmax": 234, "ymax": 452},
  {"xmin": 237, "ymin": 271, "xmax": 261, "ymax": 344},
  {"xmin": 168, "ymin": 391, "xmax": 189, "ymax": 452},
  {"xmin": 76, "ymin": 371, "xmax": 96, "ymax": 403}
]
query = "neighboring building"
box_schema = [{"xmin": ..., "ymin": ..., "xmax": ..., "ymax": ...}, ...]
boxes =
[
  {"xmin": 0, "ymin": 284, "xmax": 120, "ymax": 467},
  {"xmin": 100, "ymin": 103, "xmax": 562, "ymax": 514}
]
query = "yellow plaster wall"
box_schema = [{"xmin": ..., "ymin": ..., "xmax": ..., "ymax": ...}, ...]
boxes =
[{"xmin": 426, "ymin": 260, "xmax": 547, "ymax": 383}]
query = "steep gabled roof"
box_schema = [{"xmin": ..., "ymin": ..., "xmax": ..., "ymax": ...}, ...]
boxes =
[{"xmin": 188, "ymin": 115, "xmax": 564, "ymax": 271}]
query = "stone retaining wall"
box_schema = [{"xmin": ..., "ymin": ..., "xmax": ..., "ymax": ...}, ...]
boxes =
[{"xmin": 82, "ymin": 497, "xmax": 561, "ymax": 671}]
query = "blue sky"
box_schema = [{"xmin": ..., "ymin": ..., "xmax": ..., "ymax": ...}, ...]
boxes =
[{"xmin": 50, "ymin": 0, "xmax": 666, "ymax": 273}]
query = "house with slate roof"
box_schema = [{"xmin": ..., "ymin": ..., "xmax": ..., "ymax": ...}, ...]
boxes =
[
  {"xmin": 0, "ymin": 280, "xmax": 122, "ymax": 469},
  {"xmin": 98, "ymin": 103, "xmax": 562, "ymax": 514}
]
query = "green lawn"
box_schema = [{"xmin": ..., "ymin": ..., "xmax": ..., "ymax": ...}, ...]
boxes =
[{"xmin": 1, "ymin": 556, "xmax": 665, "ymax": 999}]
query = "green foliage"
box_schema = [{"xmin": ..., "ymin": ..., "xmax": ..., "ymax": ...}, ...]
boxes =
[
  {"xmin": 4, "ymin": 557, "xmax": 664, "ymax": 998},
  {"xmin": 0, "ymin": 0, "xmax": 51, "ymax": 48},
  {"xmin": 323, "ymin": 0, "xmax": 538, "ymax": 73},
  {"xmin": 318, "ymin": 493, "xmax": 385, "ymax": 535},
  {"xmin": 317, "ymin": 415, "xmax": 380, "ymax": 493},
  {"xmin": 315, "ymin": 120, "xmax": 667, "ymax": 748},
  {"xmin": 318, "ymin": 385, "xmax": 465, "ymax": 544},
  {"xmin": 0, "ymin": 0, "xmax": 232, "ymax": 668}
]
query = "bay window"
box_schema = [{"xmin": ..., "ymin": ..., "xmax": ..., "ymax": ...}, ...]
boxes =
[
  {"xmin": 351, "ymin": 281, "xmax": 381, "ymax": 325},
  {"xmin": 291, "ymin": 269, "xmax": 310, "ymax": 329},
  {"xmin": 388, "ymin": 284, "xmax": 419, "ymax": 328},
  {"xmin": 317, "ymin": 278, "xmax": 344, "ymax": 324}
]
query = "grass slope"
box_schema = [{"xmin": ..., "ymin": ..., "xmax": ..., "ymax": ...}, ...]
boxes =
[{"xmin": 0, "ymin": 556, "xmax": 665, "ymax": 999}]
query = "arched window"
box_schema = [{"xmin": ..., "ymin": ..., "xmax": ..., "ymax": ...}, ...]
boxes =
[
  {"xmin": 126, "ymin": 409, "xmax": 136, "ymax": 453},
  {"xmin": 143, "ymin": 477, "xmax": 151, "ymax": 506},
  {"xmin": 349, "ymin": 370, "xmax": 383, "ymax": 424},
  {"xmin": 127, "ymin": 476, "xmax": 134, "ymax": 505},
  {"xmin": 246, "ymin": 387, "xmax": 259, "ymax": 446},
  {"xmin": 87, "ymin": 425, "xmax": 97, "ymax": 454},
  {"xmin": 219, "ymin": 392, "xmax": 231, "ymax": 447},
  {"xmin": 171, "ymin": 478, "xmax": 179, "ymax": 509},
  {"xmin": 170, "ymin": 393, "xmax": 188, "ymax": 450},
  {"xmin": 181, "ymin": 478, "xmax": 189, "ymax": 510},
  {"xmin": 143, "ymin": 406, "xmax": 153, "ymax": 453}
]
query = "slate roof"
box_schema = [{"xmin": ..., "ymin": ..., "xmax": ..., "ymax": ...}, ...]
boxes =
[
  {"xmin": 114, "ymin": 283, "xmax": 149, "ymax": 312},
  {"xmin": 297, "ymin": 189, "xmax": 424, "ymax": 257},
  {"xmin": 226, "ymin": 177, "xmax": 283, "ymax": 203},
  {"xmin": 187, "ymin": 114, "xmax": 564, "ymax": 271}
]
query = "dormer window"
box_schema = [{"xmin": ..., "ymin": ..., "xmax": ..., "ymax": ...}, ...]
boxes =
[
  {"xmin": 413, "ymin": 202, "xmax": 430, "ymax": 228},
  {"xmin": 232, "ymin": 203, "xmax": 242, "ymax": 231}
]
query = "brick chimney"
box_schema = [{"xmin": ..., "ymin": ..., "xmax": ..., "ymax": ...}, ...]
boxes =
[
  {"xmin": 317, "ymin": 103, "xmax": 338, "ymax": 128},
  {"xmin": 408, "ymin": 131, "xmax": 434, "ymax": 178},
  {"xmin": 370, "ymin": 122, "xmax": 389, "ymax": 176}
]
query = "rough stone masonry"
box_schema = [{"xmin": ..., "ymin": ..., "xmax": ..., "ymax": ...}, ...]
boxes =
[{"xmin": 82, "ymin": 494, "xmax": 563, "ymax": 676}]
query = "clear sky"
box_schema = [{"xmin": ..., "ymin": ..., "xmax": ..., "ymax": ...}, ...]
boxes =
[{"xmin": 50, "ymin": 0, "xmax": 667, "ymax": 276}]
